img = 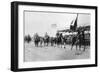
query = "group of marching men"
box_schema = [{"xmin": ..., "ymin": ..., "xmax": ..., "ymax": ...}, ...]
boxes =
[{"xmin": 24, "ymin": 30, "xmax": 88, "ymax": 51}]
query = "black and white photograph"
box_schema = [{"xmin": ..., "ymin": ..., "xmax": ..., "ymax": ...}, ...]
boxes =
[
  {"xmin": 11, "ymin": 1, "xmax": 97, "ymax": 71},
  {"xmin": 24, "ymin": 11, "xmax": 90, "ymax": 62}
]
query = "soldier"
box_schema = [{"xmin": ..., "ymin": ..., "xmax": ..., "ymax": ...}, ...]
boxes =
[
  {"xmin": 78, "ymin": 29, "xmax": 85, "ymax": 51},
  {"xmin": 77, "ymin": 30, "xmax": 82, "ymax": 50},
  {"xmin": 45, "ymin": 32, "xmax": 49, "ymax": 39},
  {"xmin": 71, "ymin": 35, "xmax": 78, "ymax": 50},
  {"xmin": 81, "ymin": 30, "xmax": 86, "ymax": 51},
  {"xmin": 27, "ymin": 34, "xmax": 31, "ymax": 43},
  {"xmin": 44, "ymin": 32, "xmax": 50, "ymax": 46},
  {"xmin": 33, "ymin": 33, "xmax": 40, "ymax": 47}
]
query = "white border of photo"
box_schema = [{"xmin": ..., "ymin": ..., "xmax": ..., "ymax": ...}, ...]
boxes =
[{"xmin": 18, "ymin": 5, "xmax": 95, "ymax": 68}]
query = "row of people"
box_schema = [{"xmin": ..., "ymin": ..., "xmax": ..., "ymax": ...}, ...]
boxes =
[{"xmin": 25, "ymin": 30, "xmax": 88, "ymax": 51}]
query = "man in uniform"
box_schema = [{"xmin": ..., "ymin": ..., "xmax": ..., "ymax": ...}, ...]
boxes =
[
  {"xmin": 33, "ymin": 33, "xmax": 40, "ymax": 47},
  {"xmin": 44, "ymin": 32, "xmax": 50, "ymax": 46}
]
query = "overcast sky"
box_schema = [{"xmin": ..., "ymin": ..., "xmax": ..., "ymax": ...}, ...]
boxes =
[{"xmin": 24, "ymin": 11, "xmax": 90, "ymax": 37}]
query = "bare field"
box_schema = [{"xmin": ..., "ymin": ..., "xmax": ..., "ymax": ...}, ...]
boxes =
[{"xmin": 24, "ymin": 42, "xmax": 90, "ymax": 62}]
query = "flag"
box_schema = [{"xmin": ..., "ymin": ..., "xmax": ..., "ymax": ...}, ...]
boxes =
[
  {"xmin": 74, "ymin": 14, "xmax": 78, "ymax": 30},
  {"xmin": 70, "ymin": 14, "xmax": 78, "ymax": 31}
]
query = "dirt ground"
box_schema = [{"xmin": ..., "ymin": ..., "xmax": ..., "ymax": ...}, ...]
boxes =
[{"xmin": 24, "ymin": 42, "xmax": 90, "ymax": 62}]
